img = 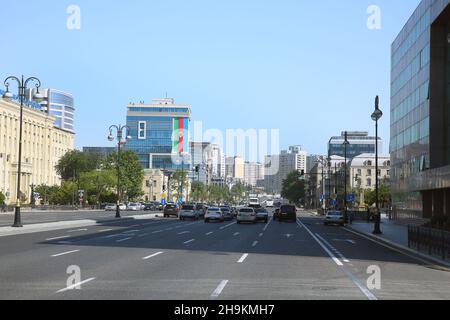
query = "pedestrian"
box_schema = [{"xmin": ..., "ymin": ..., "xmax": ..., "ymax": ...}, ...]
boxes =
[
  {"xmin": 349, "ymin": 210, "xmax": 354, "ymax": 225},
  {"xmin": 1, "ymin": 202, "xmax": 6, "ymax": 213}
]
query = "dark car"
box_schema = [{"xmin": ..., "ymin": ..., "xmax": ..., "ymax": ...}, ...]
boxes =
[
  {"xmin": 277, "ymin": 205, "xmax": 297, "ymax": 222},
  {"xmin": 163, "ymin": 204, "xmax": 179, "ymax": 218},
  {"xmin": 143, "ymin": 203, "xmax": 156, "ymax": 211}
]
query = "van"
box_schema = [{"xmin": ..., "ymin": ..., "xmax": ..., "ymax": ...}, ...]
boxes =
[{"xmin": 278, "ymin": 205, "xmax": 297, "ymax": 222}]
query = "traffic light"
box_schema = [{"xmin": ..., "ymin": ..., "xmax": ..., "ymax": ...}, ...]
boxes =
[{"xmin": 195, "ymin": 165, "xmax": 200, "ymax": 173}]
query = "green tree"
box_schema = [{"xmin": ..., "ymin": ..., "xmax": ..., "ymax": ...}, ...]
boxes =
[
  {"xmin": 56, "ymin": 150, "xmax": 102, "ymax": 182},
  {"xmin": 79, "ymin": 169, "xmax": 116, "ymax": 205},
  {"xmin": 169, "ymin": 170, "xmax": 189, "ymax": 201},
  {"xmin": 105, "ymin": 151, "xmax": 144, "ymax": 201},
  {"xmin": 191, "ymin": 181, "xmax": 206, "ymax": 202},
  {"xmin": 0, "ymin": 191, "xmax": 5, "ymax": 205},
  {"xmin": 364, "ymin": 185, "xmax": 391, "ymax": 207},
  {"xmin": 231, "ymin": 182, "xmax": 245, "ymax": 204},
  {"xmin": 281, "ymin": 170, "xmax": 306, "ymax": 206}
]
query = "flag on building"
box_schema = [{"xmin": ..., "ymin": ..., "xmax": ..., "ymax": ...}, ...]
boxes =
[{"xmin": 172, "ymin": 117, "xmax": 189, "ymax": 154}]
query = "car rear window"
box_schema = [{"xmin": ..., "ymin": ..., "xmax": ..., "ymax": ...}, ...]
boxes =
[
  {"xmin": 239, "ymin": 209, "xmax": 254, "ymax": 213},
  {"xmin": 280, "ymin": 205, "xmax": 296, "ymax": 213},
  {"xmin": 328, "ymin": 211, "xmax": 343, "ymax": 216},
  {"xmin": 166, "ymin": 205, "xmax": 176, "ymax": 209},
  {"xmin": 182, "ymin": 205, "xmax": 195, "ymax": 210}
]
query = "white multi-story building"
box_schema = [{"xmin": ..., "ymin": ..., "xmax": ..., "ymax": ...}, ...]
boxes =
[{"xmin": 350, "ymin": 153, "xmax": 391, "ymax": 190}]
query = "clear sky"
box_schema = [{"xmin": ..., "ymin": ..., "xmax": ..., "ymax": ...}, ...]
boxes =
[{"xmin": 0, "ymin": 0, "xmax": 422, "ymax": 159}]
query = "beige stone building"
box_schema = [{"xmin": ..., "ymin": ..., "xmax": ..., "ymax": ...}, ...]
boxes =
[{"xmin": 0, "ymin": 98, "xmax": 74, "ymax": 205}]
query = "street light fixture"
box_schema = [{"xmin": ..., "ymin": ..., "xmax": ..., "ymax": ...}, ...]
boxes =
[
  {"xmin": 371, "ymin": 96, "xmax": 383, "ymax": 234},
  {"xmin": 3, "ymin": 75, "xmax": 42, "ymax": 227},
  {"xmin": 107, "ymin": 124, "xmax": 131, "ymax": 218}
]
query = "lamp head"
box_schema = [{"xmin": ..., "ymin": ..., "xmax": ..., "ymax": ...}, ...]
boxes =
[
  {"xmin": 33, "ymin": 88, "xmax": 44, "ymax": 102},
  {"xmin": 371, "ymin": 95, "xmax": 383, "ymax": 121},
  {"xmin": 2, "ymin": 85, "xmax": 13, "ymax": 99},
  {"xmin": 107, "ymin": 134, "xmax": 114, "ymax": 141}
]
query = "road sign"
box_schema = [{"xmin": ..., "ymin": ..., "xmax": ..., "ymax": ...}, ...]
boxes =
[
  {"xmin": 331, "ymin": 194, "xmax": 337, "ymax": 200},
  {"xmin": 347, "ymin": 194, "xmax": 356, "ymax": 202},
  {"xmin": 320, "ymin": 194, "xmax": 325, "ymax": 201},
  {"xmin": 330, "ymin": 199, "xmax": 337, "ymax": 206},
  {"xmin": 78, "ymin": 190, "xmax": 85, "ymax": 196}
]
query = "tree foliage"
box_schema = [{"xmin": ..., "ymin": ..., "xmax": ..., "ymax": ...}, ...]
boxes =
[
  {"xmin": 281, "ymin": 170, "xmax": 306, "ymax": 206},
  {"xmin": 55, "ymin": 150, "xmax": 102, "ymax": 181}
]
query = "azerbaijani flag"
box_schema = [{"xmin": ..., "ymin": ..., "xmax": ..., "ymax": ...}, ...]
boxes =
[{"xmin": 172, "ymin": 117, "xmax": 189, "ymax": 154}]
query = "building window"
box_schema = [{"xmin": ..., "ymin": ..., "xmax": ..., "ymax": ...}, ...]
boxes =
[
  {"xmin": 138, "ymin": 121, "xmax": 146, "ymax": 140},
  {"xmin": 367, "ymin": 169, "xmax": 372, "ymax": 176},
  {"xmin": 367, "ymin": 179, "xmax": 372, "ymax": 187}
]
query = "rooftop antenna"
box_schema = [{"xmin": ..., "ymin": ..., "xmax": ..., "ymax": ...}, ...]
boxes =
[{"xmin": 165, "ymin": 92, "xmax": 168, "ymax": 99}]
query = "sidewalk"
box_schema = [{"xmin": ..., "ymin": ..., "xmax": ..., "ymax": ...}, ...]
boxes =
[
  {"xmin": 0, "ymin": 213, "xmax": 159, "ymax": 237},
  {"xmin": 345, "ymin": 216, "xmax": 450, "ymax": 268}
]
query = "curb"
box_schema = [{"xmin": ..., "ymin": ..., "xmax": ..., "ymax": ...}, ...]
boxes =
[{"xmin": 344, "ymin": 225, "xmax": 450, "ymax": 269}]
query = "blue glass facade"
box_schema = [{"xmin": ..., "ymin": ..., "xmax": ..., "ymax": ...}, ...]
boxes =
[{"xmin": 124, "ymin": 100, "xmax": 191, "ymax": 170}]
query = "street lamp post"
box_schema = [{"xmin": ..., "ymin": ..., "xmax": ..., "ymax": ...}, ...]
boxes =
[
  {"xmin": 343, "ymin": 131, "xmax": 349, "ymax": 223},
  {"xmin": 3, "ymin": 75, "xmax": 43, "ymax": 227},
  {"xmin": 108, "ymin": 125, "xmax": 131, "ymax": 218},
  {"xmin": 371, "ymin": 96, "xmax": 383, "ymax": 234}
]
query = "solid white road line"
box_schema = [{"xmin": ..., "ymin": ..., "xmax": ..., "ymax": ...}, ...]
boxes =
[
  {"xmin": 56, "ymin": 277, "xmax": 96, "ymax": 293},
  {"xmin": 297, "ymin": 219, "xmax": 343, "ymax": 266},
  {"xmin": 252, "ymin": 241, "xmax": 258, "ymax": 247},
  {"xmin": 116, "ymin": 237, "xmax": 132, "ymax": 242},
  {"xmin": 178, "ymin": 231, "xmax": 190, "ymax": 235},
  {"xmin": 211, "ymin": 280, "xmax": 229, "ymax": 298},
  {"xmin": 315, "ymin": 233, "xmax": 350, "ymax": 263},
  {"xmin": 233, "ymin": 232, "xmax": 240, "ymax": 236},
  {"xmin": 138, "ymin": 233, "xmax": 149, "ymax": 237},
  {"xmin": 152, "ymin": 230, "xmax": 163, "ymax": 234},
  {"xmin": 262, "ymin": 218, "xmax": 272, "ymax": 231},
  {"xmin": 220, "ymin": 222, "xmax": 236, "ymax": 230},
  {"xmin": 46, "ymin": 236, "xmax": 70, "ymax": 241},
  {"xmin": 183, "ymin": 239, "xmax": 195, "ymax": 244},
  {"xmin": 237, "ymin": 253, "xmax": 248, "ymax": 263},
  {"xmin": 122, "ymin": 229, "xmax": 140, "ymax": 234},
  {"xmin": 206, "ymin": 232, "xmax": 213, "ymax": 236},
  {"xmin": 57, "ymin": 241, "xmax": 73, "ymax": 244},
  {"xmin": 129, "ymin": 224, "xmax": 140, "ymax": 228},
  {"xmin": 142, "ymin": 251, "xmax": 164, "ymax": 260},
  {"xmin": 51, "ymin": 249, "xmax": 80, "ymax": 257},
  {"xmin": 298, "ymin": 219, "xmax": 377, "ymax": 300},
  {"xmin": 259, "ymin": 233, "xmax": 264, "ymax": 237},
  {"xmin": 67, "ymin": 228, "xmax": 88, "ymax": 233},
  {"xmin": 98, "ymin": 229, "xmax": 113, "ymax": 232}
]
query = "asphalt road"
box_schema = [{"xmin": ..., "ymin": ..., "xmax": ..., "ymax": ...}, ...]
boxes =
[{"xmin": 1, "ymin": 210, "xmax": 450, "ymax": 300}]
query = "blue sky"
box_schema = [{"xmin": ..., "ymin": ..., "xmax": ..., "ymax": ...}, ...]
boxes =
[{"xmin": 0, "ymin": 0, "xmax": 421, "ymax": 158}]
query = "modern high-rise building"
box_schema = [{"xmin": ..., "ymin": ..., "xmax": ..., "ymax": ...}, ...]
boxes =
[
  {"xmin": 225, "ymin": 156, "xmax": 244, "ymax": 182},
  {"xmin": 27, "ymin": 88, "xmax": 75, "ymax": 133},
  {"xmin": 390, "ymin": 0, "xmax": 450, "ymax": 220},
  {"xmin": 328, "ymin": 132, "xmax": 382, "ymax": 159},
  {"xmin": 264, "ymin": 146, "xmax": 307, "ymax": 194},
  {"xmin": 124, "ymin": 98, "xmax": 191, "ymax": 170},
  {"xmin": 244, "ymin": 162, "xmax": 265, "ymax": 187}
]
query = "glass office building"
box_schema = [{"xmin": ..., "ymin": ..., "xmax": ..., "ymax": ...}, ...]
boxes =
[
  {"xmin": 390, "ymin": 0, "xmax": 450, "ymax": 220},
  {"xmin": 125, "ymin": 98, "xmax": 191, "ymax": 170},
  {"xmin": 328, "ymin": 132, "xmax": 382, "ymax": 159},
  {"xmin": 27, "ymin": 88, "xmax": 75, "ymax": 133}
]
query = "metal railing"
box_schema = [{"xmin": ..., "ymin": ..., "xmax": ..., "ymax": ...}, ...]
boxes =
[{"xmin": 408, "ymin": 225, "xmax": 450, "ymax": 261}]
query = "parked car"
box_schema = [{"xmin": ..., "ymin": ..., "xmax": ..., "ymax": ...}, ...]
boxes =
[
  {"xmin": 105, "ymin": 203, "xmax": 126, "ymax": 211},
  {"xmin": 163, "ymin": 203, "xmax": 179, "ymax": 218},
  {"xmin": 195, "ymin": 203, "xmax": 207, "ymax": 219},
  {"xmin": 237, "ymin": 207, "xmax": 256, "ymax": 224},
  {"xmin": 277, "ymin": 205, "xmax": 297, "ymax": 222},
  {"xmin": 143, "ymin": 203, "xmax": 156, "ymax": 211},
  {"xmin": 205, "ymin": 207, "xmax": 224, "ymax": 223},
  {"xmin": 127, "ymin": 202, "xmax": 142, "ymax": 211},
  {"xmin": 255, "ymin": 207, "xmax": 269, "ymax": 223},
  {"xmin": 220, "ymin": 206, "xmax": 233, "ymax": 221},
  {"xmin": 324, "ymin": 210, "xmax": 345, "ymax": 226},
  {"xmin": 179, "ymin": 204, "xmax": 199, "ymax": 220}
]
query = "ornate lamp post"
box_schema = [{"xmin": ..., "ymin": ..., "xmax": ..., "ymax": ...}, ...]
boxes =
[
  {"xmin": 3, "ymin": 75, "xmax": 43, "ymax": 227},
  {"xmin": 108, "ymin": 125, "xmax": 131, "ymax": 218},
  {"xmin": 371, "ymin": 96, "xmax": 383, "ymax": 234}
]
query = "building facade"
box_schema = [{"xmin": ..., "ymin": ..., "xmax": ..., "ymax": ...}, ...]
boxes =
[
  {"xmin": 390, "ymin": 0, "xmax": 450, "ymax": 220},
  {"xmin": 0, "ymin": 97, "xmax": 75, "ymax": 205},
  {"xmin": 27, "ymin": 88, "xmax": 75, "ymax": 133},
  {"xmin": 124, "ymin": 98, "xmax": 191, "ymax": 170},
  {"xmin": 328, "ymin": 132, "xmax": 382, "ymax": 159},
  {"xmin": 264, "ymin": 146, "xmax": 308, "ymax": 194},
  {"xmin": 244, "ymin": 162, "xmax": 264, "ymax": 187},
  {"xmin": 225, "ymin": 156, "xmax": 244, "ymax": 182},
  {"xmin": 349, "ymin": 154, "xmax": 391, "ymax": 191}
]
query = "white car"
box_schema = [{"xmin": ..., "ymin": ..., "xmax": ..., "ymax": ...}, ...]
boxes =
[
  {"xmin": 127, "ymin": 202, "xmax": 142, "ymax": 211},
  {"xmin": 204, "ymin": 207, "xmax": 224, "ymax": 223},
  {"xmin": 237, "ymin": 207, "xmax": 256, "ymax": 224},
  {"xmin": 105, "ymin": 203, "xmax": 126, "ymax": 211},
  {"xmin": 265, "ymin": 199, "xmax": 274, "ymax": 207}
]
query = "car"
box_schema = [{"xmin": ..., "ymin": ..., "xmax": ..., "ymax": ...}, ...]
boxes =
[
  {"xmin": 163, "ymin": 203, "xmax": 179, "ymax": 218},
  {"xmin": 236, "ymin": 207, "xmax": 257, "ymax": 224},
  {"xmin": 205, "ymin": 207, "xmax": 224, "ymax": 223},
  {"xmin": 179, "ymin": 204, "xmax": 199, "ymax": 220},
  {"xmin": 324, "ymin": 210, "xmax": 345, "ymax": 226},
  {"xmin": 143, "ymin": 203, "xmax": 156, "ymax": 211},
  {"xmin": 105, "ymin": 203, "xmax": 126, "ymax": 211},
  {"xmin": 127, "ymin": 202, "xmax": 142, "ymax": 211},
  {"xmin": 278, "ymin": 205, "xmax": 297, "ymax": 222},
  {"xmin": 249, "ymin": 198, "xmax": 260, "ymax": 206},
  {"xmin": 265, "ymin": 199, "xmax": 274, "ymax": 207},
  {"xmin": 220, "ymin": 206, "xmax": 233, "ymax": 221},
  {"xmin": 194, "ymin": 203, "xmax": 207, "ymax": 219},
  {"xmin": 255, "ymin": 207, "xmax": 269, "ymax": 223},
  {"xmin": 273, "ymin": 207, "xmax": 280, "ymax": 220}
]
